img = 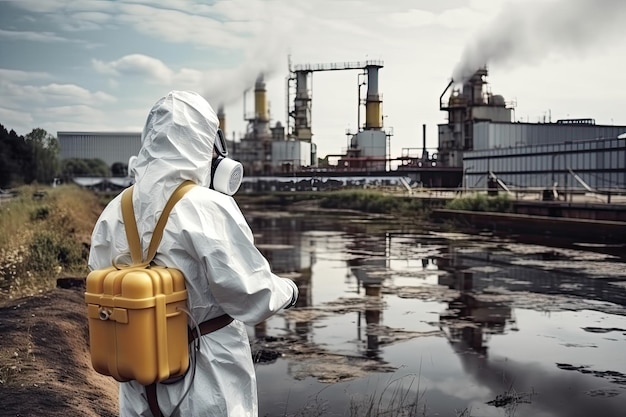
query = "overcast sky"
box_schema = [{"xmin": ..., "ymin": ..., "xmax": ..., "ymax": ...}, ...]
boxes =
[{"xmin": 1, "ymin": 0, "xmax": 625, "ymax": 159}]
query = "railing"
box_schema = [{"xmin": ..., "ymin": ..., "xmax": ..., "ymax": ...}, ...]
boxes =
[{"xmin": 293, "ymin": 60, "xmax": 384, "ymax": 73}]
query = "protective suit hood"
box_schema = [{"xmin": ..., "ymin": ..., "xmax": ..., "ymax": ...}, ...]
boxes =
[{"xmin": 132, "ymin": 90, "xmax": 217, "ymax": 199}]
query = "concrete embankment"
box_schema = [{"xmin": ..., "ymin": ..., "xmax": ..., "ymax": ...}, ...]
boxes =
[{"xmin": 432, "ymin": 209, "xmax": 626, "ymax": 243}]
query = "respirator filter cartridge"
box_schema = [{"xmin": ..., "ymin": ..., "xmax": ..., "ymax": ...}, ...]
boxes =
[{"xmin": 211, "ymin": 157, "xmax": 243, "ymax": 196}]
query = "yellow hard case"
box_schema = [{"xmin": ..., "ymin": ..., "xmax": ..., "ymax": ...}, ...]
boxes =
[
  {"xmin": 85, "ymin": 266, "xmax": 189, "ymax": 385},
  {"xmin": 85, "ymin": 181, "xmax": 195, "ymax": 386}
]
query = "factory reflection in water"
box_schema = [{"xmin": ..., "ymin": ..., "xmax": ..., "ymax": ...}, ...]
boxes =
[
  {"xmin": 252, "ymin": 217, "xmax": 626, "ymax": 357},
  {"xmin": 248, "ymin": 215, "xmax": 625, "ymax": 358},
  {"xmin": 248, "ymin": 214, "xmax": 626, "ymax": 416}
]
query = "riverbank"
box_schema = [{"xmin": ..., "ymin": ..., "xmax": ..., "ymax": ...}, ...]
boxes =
[
  {"xmin": 236, "ymin": 190, "xmax": 626, "ymax": 244},
  {"xmin": 0, "ymin": 185, "xmax": 623, "ymax": 416}
]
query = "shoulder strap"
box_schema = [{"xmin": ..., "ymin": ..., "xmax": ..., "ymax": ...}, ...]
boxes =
[
  {"xmin": 121, "ymin": 186, "xmax": 142, "ymax": 264},
  {"xmin": 121, "ymin": 180, "xmax": 197, "ymax": 265}
]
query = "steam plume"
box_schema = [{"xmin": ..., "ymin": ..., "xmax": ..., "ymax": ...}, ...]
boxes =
[
  {"xmin": 202, "ymin": 4, "xmax": 299, "ymax": 108},
  {"xmin": 452, "ymin": 0, "xmax": 626, "ymax": 83}
]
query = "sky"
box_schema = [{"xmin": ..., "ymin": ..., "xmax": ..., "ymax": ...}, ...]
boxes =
[{"xmin": 1, "ymin": 0, "xmax": 626, "ymax": 160}]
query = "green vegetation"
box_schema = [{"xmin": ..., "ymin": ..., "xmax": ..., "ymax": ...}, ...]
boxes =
[
  {"xmin": 319, "ymin": 190, "xmax": 428, "ymax": 216},
  {"xmin": 0, "ymin": 184, "xmax": 103, "ymax": 300},
  {"xmin": 0, "ymin": 125, "xmax": 60, "ymax": 188},
  {"xmin": 1, "ymin": 122, "xmax": 121, "ymax": 189},
  {"xmin": 445, "ymin": 193, "xmax": 513, "ymax": 213}
]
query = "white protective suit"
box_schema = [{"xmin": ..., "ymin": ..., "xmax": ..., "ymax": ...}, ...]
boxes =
[{"xmin": 88, "ymin": 91, "xmax": 298, "ymax": 417}]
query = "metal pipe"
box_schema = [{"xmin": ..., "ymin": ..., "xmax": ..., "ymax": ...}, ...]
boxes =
[
  {"xmin": 440, "ymin": 79, "xmax": 453, "ymax": 110},
  {"xmin": 422, "ymin": 124, "xmax": 427, "ymax": 159}
]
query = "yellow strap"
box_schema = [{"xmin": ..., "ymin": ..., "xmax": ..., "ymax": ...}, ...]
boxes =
[
  {"xmin": 121, "ymin": 186, "xmax": 142, "ymax": 264},
  {"xmin": 146, "ymin": 181, "xmax": 196, "ymax": 262},
  {"xmin": 120, "ymin": 181, "xmax": 196, "ymax": 266}
]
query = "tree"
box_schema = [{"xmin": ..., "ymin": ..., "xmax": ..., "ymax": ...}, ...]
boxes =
[
  {"xmin": 60, "ymin": 158, "xmax": 109, "ymax": 179},
  {"xmin": 25, "ymin": 128, "xmax": 60, "ymax": 184},
  {"xmin": 111, "ymin": 162, "xmax": 128, "ymax": 177},
  {"xmin": 0, "ymin": 123, "xmax": 29, "ymax": 188}
]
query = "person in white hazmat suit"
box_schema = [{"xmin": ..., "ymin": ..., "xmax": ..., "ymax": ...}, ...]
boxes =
[{"xmin": 88, "ymin": 90, "xmax": 298, "ymax": 417}]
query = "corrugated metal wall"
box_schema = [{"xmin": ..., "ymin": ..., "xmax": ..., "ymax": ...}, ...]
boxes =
[
  {"xmin": 464, "ymin": 137, "xmax": 626, "ymax": 190},
  {"xmin": 474, "ymin": 122, "xmax": 626, "ymax": 151},
  {"xmin": 58, "ymin": 132, "xmax": 142, "ymax": 167}
]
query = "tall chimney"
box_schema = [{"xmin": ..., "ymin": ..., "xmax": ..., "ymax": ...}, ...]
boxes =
[
  {"xmin": 217, "ymin": 104, "xmax": 226, "ymax": 135},
  {"xmin": 364, "ymin": 62, "xmax": 383, "ymax": 130},
  {"xmin": 254, "ymin": 73, "xmax": 269, "ymax": 122},
  {"xmin": 422, "ymin": 124, "xmax": 428, "ymax": 160}
]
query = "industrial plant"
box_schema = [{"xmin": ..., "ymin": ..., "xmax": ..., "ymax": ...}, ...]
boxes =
[{"xmin": 58, "ymin": 59, "xmax": 626, "ymax": 197}]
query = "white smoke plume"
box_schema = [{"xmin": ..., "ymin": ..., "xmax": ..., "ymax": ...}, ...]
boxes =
[
  {"xmin": 201, "ymin": 2, "xmax": 301, "ymax": 109},
  {"xmin": 452, "ymin": 0, "xmax": 626, "ymax": 83}
]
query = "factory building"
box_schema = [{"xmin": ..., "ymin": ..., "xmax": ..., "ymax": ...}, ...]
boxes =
[
  {"xmin": 437, "ymin": 68, "xmax": 626, "ymax": 194},
  {"xmin": 438, "ymin": 67, "xmax": 514, "ymax": 168},
  {"xmin": 56, "ymin": 62, "xmax": 625, "ymax": 196},
  {"xmin": 287, "ymin": 60, "xmax": 389, "ymax": 172},
  {"xmin": 229, "ymin": 61, "xmax": 389, "ymax": 175},
  {"xmin": 228, "ymin": 73, "xmax": 312, "ymax": 175},
  {"xmin": 465, "ymin": 132, "xmax": 625, "ymax": 191},
  {"xmin": 58, "ymin": 131, "xmax": 141, "ymax": 168}
]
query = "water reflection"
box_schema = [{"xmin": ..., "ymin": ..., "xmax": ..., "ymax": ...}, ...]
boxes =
[
  {"xmin": 245, "ymin": 214, "xmax": 626, "ymax": 417},
  {"xmin": 439, "ymin": 271, "xmax": 513, "ymax": 356}
]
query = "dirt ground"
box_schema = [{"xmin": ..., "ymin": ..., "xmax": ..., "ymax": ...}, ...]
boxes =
[{"xmin": 0, "ymin": 286, "xmax": 118, "ymax": 417}]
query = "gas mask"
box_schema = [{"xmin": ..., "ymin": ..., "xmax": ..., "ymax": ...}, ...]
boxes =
[{"xmin": 210, "ymin": 129, "xmax": 243, "ymax": 196}]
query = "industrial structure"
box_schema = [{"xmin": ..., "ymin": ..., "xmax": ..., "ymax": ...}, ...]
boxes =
[
  {"xmin": 288, "ymin": 60, "xmax": 389, "ymax": 172},
  {"xmin": 437, "ymin": 67, "xmax": 626, "ymax": 195},
  {"xmin": 226, "ymin": 73, "xmax": 311, "ymax": 176},
  {"xmin": 226, "ymin": 60, "xmax": 391, "ymax": 176},
  {"xmin": 438, "ymin": 67, "xmax": 514, "ymax": 168},
  {"xmin": 57, "ymin": 60, "xmax": 626, "ymax": 196}
]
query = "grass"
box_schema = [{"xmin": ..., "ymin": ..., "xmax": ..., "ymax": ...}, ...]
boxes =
[
  {"xmin": 319, "ymin": 190, "xmax": 428, "ymax": 217},
  {"xmin": 263, "ymin": 372, "xmax": 435, "ymax": 417},
  {"xmin": 347, "ymin": 374, "xmax": 427, "ymax": 417},
  {"xmin": 0, "ymin": 184, "xmax": 104, "ymax": 300},
  {"xmin": 445, "ymin": 193, "xmax": 513, "ymax": 213}
]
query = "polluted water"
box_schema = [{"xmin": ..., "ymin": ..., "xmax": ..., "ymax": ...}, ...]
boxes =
[{"xmin": 244, "ymin": 212, "xmax": 626, "ymax": 417}]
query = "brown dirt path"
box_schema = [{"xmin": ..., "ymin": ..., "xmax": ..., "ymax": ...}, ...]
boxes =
[{"xmin": 0, "ymin": 287, "xmax": 118, "ymax": 417}]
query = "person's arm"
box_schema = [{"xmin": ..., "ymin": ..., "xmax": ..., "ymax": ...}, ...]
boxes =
[{"xmin": 182, "ymin": 192, "xmax": 298, "ymax": 324}]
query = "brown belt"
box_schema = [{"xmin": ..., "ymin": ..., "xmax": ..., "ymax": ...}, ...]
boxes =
[
  {"xmin": 188, "ymin": 313, "xmax": 234, "ymax": 343},
  {"xmin": 146, "ymin": 314, "xmax": 234, "ymax": 417}
]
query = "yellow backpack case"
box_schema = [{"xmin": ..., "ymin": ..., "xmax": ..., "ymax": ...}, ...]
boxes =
[{"xmin": 85, "ymin": 181, "xmax": 195, "ymax": 385}]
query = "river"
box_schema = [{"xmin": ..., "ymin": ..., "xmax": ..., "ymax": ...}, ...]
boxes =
[{"xmin": 242, "ymin": 208, "xmax": 626, "ymax": 417}]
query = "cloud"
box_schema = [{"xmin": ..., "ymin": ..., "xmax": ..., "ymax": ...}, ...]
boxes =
[
  {"xmin": 0, "ymin": 106, "xmax": 34, "ymax": 128},
  {"xmin": 39, "ymin": 84, "xmax": 117, "ymax": 104},
  {"xmin": 117, "ymin": 3, "xmax": 240, "ymax": 48},
  {"xmin": 93, "ymin": 54, "xmax": 174, "ymax": 82},
  {"xmin": 0, "ymin": 28, "xmax": 77, "ymax": 43},
  {"xmin": 45, "ymin": 104, "xmax": 107, "ymax": 119},
  {"xmin": 0, "ymin": 68, "xmax": 51, "ymax": 82},
  {"xmin": 61, "ymin": 12, "xmax": 113, "ymax": 31},
  {"xmin": 92, "ymin": 54, "xmax": 205, "ymax": 89},
  {"xmin": 388, "ymin": 9, "xmax": 436, "ymax": 28},
  {"xmin": 1, "ymin": 79, "xmax": 116, "ymax": 106}
]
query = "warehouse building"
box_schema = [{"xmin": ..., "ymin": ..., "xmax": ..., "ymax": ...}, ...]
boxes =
[{"xmin": 57, "ymin": 131, "xmax": 141, "ymax": 168}]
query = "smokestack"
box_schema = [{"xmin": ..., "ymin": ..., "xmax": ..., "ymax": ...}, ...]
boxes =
[
  {"xmin": 254, "ymin": 73, "xmax": 269, "ymax": 122},
  {"xmin": 217, "ymin": 104, "xmax": 226, "ymax": 134},
  {"xmin": 422, "ymin": 124, "xmax": 428, "ymax": 160},
  {"xmin": 364, "ymin": 63, "xmax": 383, "ymax": 130}
]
